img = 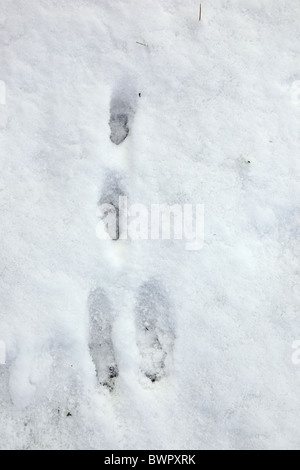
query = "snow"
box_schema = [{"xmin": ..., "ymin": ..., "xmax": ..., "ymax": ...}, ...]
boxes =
[{"xmin": 0, "ymin": 0, "xmax": 300, "ymax": 450}]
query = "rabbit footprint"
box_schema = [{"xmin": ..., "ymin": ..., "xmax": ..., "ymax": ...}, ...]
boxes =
[
  {"xmin": 135, "ymin": 279, "xmax": 175, "ymax": 383},
  {"xmin": 88, "ymin": 288, "xmax": 118, "ymax": 391},
  {"xmin": 97, "ymin": 172, "xmax": 126, "ymax": 241}
]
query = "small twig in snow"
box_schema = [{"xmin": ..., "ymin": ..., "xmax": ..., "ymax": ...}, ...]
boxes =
[
  {"xmin": 199, "ymin": 3, "xmax": 202, "ymax": 21},
  {"xmin": 136, "ymin": 41, "xmax": 148, "ymax": 47}
]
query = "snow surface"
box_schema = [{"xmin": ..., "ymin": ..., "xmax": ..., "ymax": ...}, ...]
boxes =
[{"xmin": 0, "ymin": 0, "xmax": 300, "ymax": 450}]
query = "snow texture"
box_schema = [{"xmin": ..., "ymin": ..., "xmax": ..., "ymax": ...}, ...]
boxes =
[{"xmin": 0, "ymin": 0, "xmax": 300, "ymax": 450}]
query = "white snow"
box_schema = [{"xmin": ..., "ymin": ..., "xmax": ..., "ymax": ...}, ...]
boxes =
[{"xmin": 0, "ymin": 0, "xmax": 300, "ymax": 450}]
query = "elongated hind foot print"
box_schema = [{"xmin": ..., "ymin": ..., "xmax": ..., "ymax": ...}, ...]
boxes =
[
  {"xmin": 88, "ymin": 288, "xmax": 119, "ymax": 392},
  {"xmin": 135, "ymin": 279, "xmax": 176, "ymax": 383},
  {"xmin": 97, "ymin": 172, "xmax": 126, "ymax": 241},
  {"xmin": 109, "ymin": 84, "xmax": 137, "ymax": 145}
]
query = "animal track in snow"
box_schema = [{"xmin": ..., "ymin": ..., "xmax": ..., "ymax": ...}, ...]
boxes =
[
  {"xmin": 88, "ymin": 288, "xmax": 118, "ymax": 391},
  {"xmin": 109, "ymin": 83, "xmax": 137, "ymax": 145},
  {"xmin": 290, "ymin": 80, "xmax": 300, "ymax": 107},
  {"xmin": 98, "ymin": 172, "xmax": 125, "ymax": 240},
  {"xmin": 135, "ymin": 279, "xmax": 175, "ymax": 383}
]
